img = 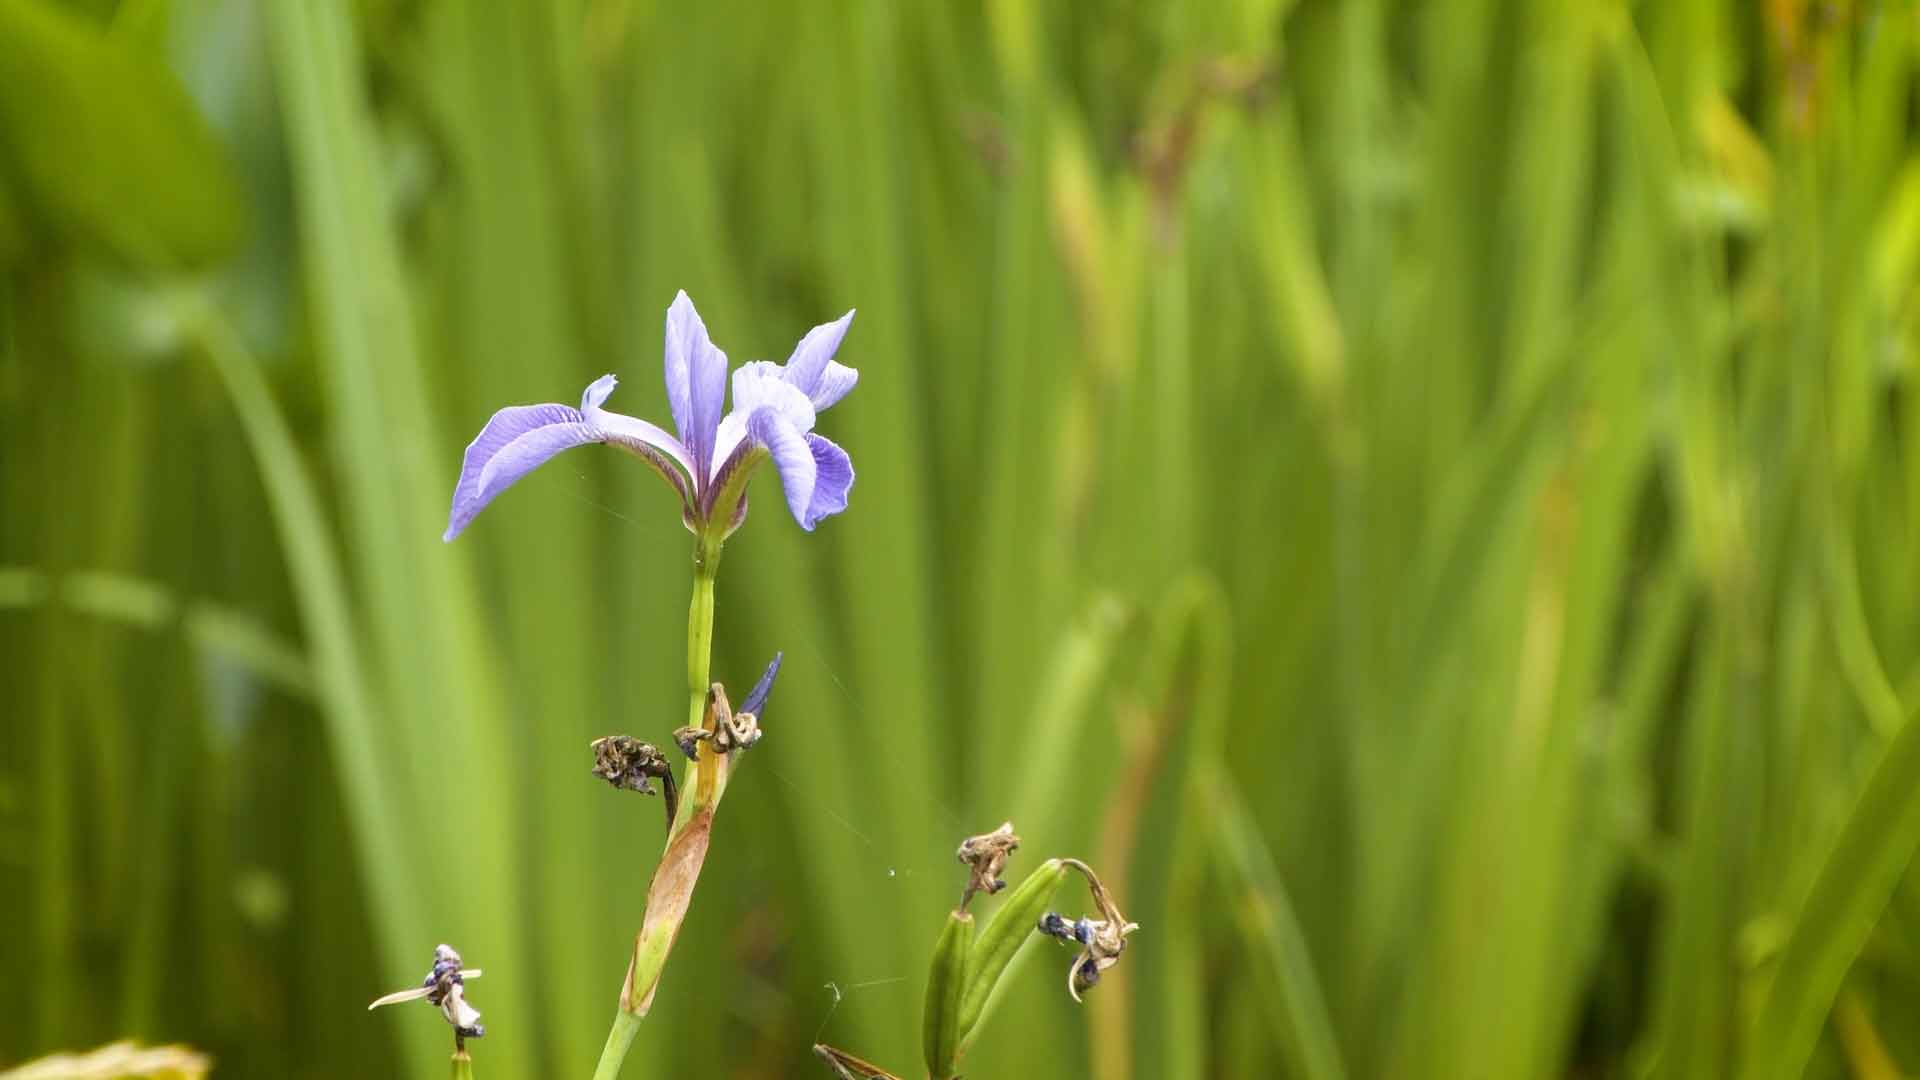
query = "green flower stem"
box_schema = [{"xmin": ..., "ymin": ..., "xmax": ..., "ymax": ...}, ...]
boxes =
[
  {"xmin": 451, "ymin": 1048, "xmax": 474, "ymax": 1080},
  {"xmin": 592, "ymin": 1011, "xmax": 641, "ymax": 1080},
  {"xmin": 591, "ymin": 532, "xmax": 728, "ymax": 1080},
  {"xmin": 685, "ymin": 535, "xmax": 721, "ymax": 803}
]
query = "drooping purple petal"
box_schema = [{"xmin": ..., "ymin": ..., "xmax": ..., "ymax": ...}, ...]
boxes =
[
  {"xmin": 801, "ymin": 433, "xmax": 854, "ymax": 529},
  {"xmin": 445, "ymin": 376, "xmax": 698, "ymax": 541},
  {"xmin": 445, "ymin": 404, "xmax": 597, "ymax": 541},
  {"xmin": 711, "ymin": 362, "xmax": 817, "ymax": 480},
  {"xmin": 663, "ymin": 291, "xmax": 729, "ymax": 475},
  {"xmin": 747, "ymin": 407, "xmax": 817, "ymax": 530}
]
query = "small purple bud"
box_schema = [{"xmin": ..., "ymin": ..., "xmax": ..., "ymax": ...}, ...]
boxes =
[{"xmin": 741, "ymin": 651, "xmax": 784, "ymax": 717}]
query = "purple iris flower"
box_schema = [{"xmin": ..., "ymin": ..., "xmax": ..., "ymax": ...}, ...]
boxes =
[{"xmin": 443, "ymin": 291, "xmax": 857, "ymax": 542}]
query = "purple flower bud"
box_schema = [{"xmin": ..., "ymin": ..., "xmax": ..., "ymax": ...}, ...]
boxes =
[{"xmin": 740, "ymin": 652, "xmax": 784, "ymax": 717}]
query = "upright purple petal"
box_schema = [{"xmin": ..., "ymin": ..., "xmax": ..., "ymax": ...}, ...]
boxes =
[
  {"xmin": 780, "ymin": 310, "xmax": 859, "ymax": 411},
  {"xmin": 663, "ymin": 291, "xmax": 728, "ymax": 474},
  {"xmin": 747, "ymin": 407, "xmax": 817, "ymax": 530},
  {"xmin": 802, "ymin": 433, "xmax": 854, "ymax": 529},
  {"xmin": 445, "ymin": 404, "xmax": 596, "ymax": 541},
  {"xmin": 663, "ymin": 294, "xmax": 698, "ymax": 438},
  {"xmin": 582, "ymin": 373, "xmax": 619, "ymax": 411},
  {"xmin": 782, "ymin": 310, "xmax": 853, "ymax": 392}
]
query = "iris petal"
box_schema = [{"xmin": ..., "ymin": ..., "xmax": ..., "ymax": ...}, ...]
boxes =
[
  {"xmin": 445, "ymin": 404, "xmax": 596, "ymax": 541},
  {"xmin": 446, "ymin": 377, "xmax": 697, "ymax": 541},
  {"xmin": 664, "ymin": 291, "xmax": 728, "ymax": 474},
  {"xmin": 782, "ymin": 310, "xmax": 853, "ymax": 397},
  {"xmin": 802, "ymin": 433, "xmax": 854, "ymax": 529},
  {"xmin": 712, "ymin": 363, "xmax": 816, "ymax": 479},
  {"xmin": 747, "ymin": 407, "xmax": 817, "ymax": 530},
  {"xmin": 806, "ymin": 360, "xmax": 859, "ymax": 411}
]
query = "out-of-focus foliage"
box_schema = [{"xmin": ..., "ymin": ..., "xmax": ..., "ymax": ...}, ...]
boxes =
[
  {"xmin": 5, "ymin": 0, "xmax": 1920, "ymax": 1078},
  {"xmin": 0, "ymin": 0, "xmax": 243, "ymax": 267},
  {"xmin": 0, "ymin": 1040, "xmax": 211, "ymax": 1080}
]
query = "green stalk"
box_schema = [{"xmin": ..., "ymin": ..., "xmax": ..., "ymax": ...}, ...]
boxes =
[
  {"xmin": 592, "ymin": 532, "xmax": 726, "ymax": 1080},
  {"xmin": 686, "ymin": 536, "xmax": 720, "ymax": 801},
  {"xmin": 592, "ymin": 1014, "xmax": 640, "ymax": 1080},
  {"xmin": 451, "ymin": 1048, "xmax": 475, "ymax": 1080}
]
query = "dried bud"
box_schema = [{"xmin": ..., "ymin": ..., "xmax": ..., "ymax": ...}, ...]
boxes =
[
  {"xmin": 1037, "ymin": 912, "xmax": 1075, "ymax": 941},
  {"xmin": 1047, "ymin": 860, "xmax": 1140, "ymax": 1002},
  {"xmin": 590, "ymin": 735, "xmax": 679, "ymax": 825},
  {"xmin": 955, "ymin": 822, "xmax": 1020, "ymax": 908},
  {"xmin": 590, "ymin": 736, "xmax": 671, "ymax": 794},
  {"xmin": 708, "ymin": 682, "xmax": 762, "ymax": 752},
  {"xmin": 672, "ymin": 725, "xmax": 708, "ymax": 761}
]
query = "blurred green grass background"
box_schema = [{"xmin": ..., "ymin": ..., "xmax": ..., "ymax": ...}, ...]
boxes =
[{"xmin": 5, "ymin": 0, "xmax": 1920, "ymax": 1077}]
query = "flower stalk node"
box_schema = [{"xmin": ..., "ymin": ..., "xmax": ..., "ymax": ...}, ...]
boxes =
[
  {"xmin": 672, "ymin": 684, "xmax": 760, "ymax": 759},
  {"xmin": 674, "ymin": 652, "xmax": 783, "ymax": 762}
]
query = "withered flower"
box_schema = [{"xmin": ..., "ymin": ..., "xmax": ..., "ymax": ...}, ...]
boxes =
[
  {"xmin": 369, "ymin": 944, "xmax": 486, "ymax": 1047},
  {"xmin": 955, "ymin": 821, "xmax": 1020, "ymax": 907},
  {"xmin": 1040, "ymin": 860, "xmax": 1140, "ymax": 1002},
  {"xmin": 675, "ymin": 653, "xmax": 782, "ymax": 761},
  {"xmin": 590, "ymin": 735, "xmax": 679, "ymax": 824}
]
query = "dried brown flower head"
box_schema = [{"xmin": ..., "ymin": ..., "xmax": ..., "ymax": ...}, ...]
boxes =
[
  {"xmin": 956, "ymin": 821, "xmax": 1021, "ymax": 907},
  {"xmin": 1039, "ymin": 860, "xmax": 1140, "ymax": 1001},
  {"xmin": 591, "ymin": 735, "xmax": 679, "ymax": 824}
]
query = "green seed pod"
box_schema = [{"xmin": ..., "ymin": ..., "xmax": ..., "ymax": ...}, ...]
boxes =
[
  {"xmin": 957, "ymin": 858, "xmax": 1068, "ymax": 1045},
  {"xmin": 922, "ymin": 910, "xmax": 974, "ymax": 1079}
]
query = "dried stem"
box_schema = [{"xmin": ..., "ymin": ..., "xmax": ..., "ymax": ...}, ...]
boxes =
[{"xmin": 814, "ymin": 1043, "xmax": 905, "ymax": 1080}]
